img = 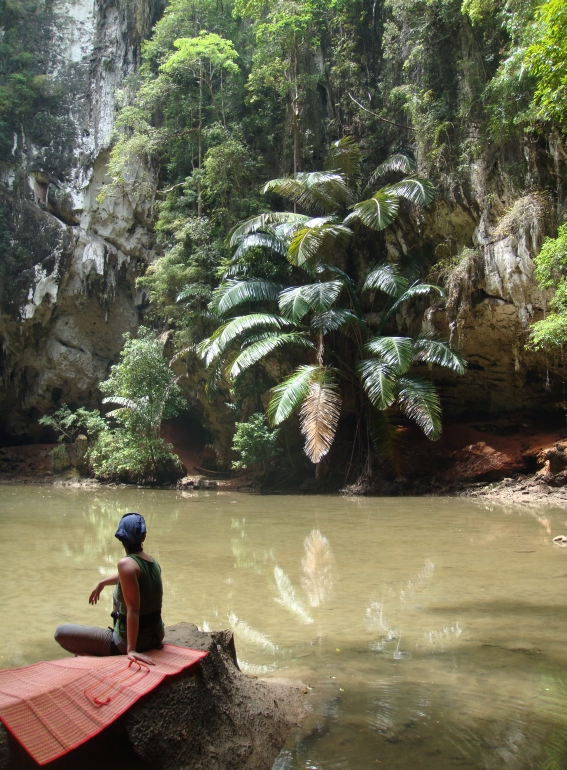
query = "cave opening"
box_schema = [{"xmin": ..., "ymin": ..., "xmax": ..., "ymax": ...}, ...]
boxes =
[{"xmin": 160, "ymin": 411, "xmax": 213, "ymax": 475}]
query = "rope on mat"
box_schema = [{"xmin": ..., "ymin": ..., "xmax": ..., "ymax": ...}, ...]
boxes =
[{"xmin": 84, "ymin": 659, "xmax": 150, "ymax": 707}]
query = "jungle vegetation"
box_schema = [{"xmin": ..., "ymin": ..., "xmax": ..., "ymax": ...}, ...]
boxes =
[
  {"xmin": 197, "ymin": 140, "xmax": 465, "ymax": 470},
  {"xmin": 13, "ymin": 0, "xmax": 566, "ymax": 472},
  {"xmin": 94, "ymin": 0, "xmax": 567, "ymax": 471},
  {"xmin": 40, "ymin": 330, "xmax": 184, "ymax": 483}
]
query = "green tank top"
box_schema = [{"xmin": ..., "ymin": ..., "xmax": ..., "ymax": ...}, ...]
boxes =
[{"xmin": 114, "ymin": 554, "xmax": 164, "ymax": 649}]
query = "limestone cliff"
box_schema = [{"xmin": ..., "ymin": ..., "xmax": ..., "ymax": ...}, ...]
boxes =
[
  {"xmin": 379, "ymin": 136, "xmax": 567, "ymax": 417},
  {"xmin": 1, "ymin": 0, "xmax": 566, "ymax": 448},
  {"xmin": 0, "ymin": 0, "xmax": 164, "ymax": 439}
]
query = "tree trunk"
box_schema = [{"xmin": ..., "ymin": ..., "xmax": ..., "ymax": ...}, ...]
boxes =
[
  {"xmin": 291, "ymin": 37, "xmax": 300, "ymax": 214},
  {"xmin": 197, "ymin": 63, "xmax": 203, "ymax": 217}
]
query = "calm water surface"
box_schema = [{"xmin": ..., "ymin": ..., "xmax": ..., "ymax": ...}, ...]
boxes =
[{"xmin": 2, "ymin": 486, "xmax": 567, "ymax": 769}]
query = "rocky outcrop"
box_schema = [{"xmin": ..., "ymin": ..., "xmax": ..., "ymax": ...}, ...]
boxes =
[
  {"xmin": 0, "ymin": 623, "xmax": 305, "ymax": 770},
  {"xmin": 422, "ymin": 191, "xmax": 567, "ymax": 415},
  {"xmin": 0, "ymin": 0, "xmax": 164, "ymax": 440}
]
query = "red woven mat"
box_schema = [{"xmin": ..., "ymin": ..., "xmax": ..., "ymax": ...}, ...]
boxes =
[{"xmin": 0, "ymin": 645, "xmax": 208, "ymax": 765}]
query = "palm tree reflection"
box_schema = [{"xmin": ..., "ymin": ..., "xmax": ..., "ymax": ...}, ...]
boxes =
[{"xmin": 301, "ymin": 529, "xmax": 334, "ymax": 608}]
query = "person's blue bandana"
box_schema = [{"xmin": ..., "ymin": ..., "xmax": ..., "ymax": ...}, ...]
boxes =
[{"xmin": 115, "ymin": 512, "xmax": 146, "ymax": 544}]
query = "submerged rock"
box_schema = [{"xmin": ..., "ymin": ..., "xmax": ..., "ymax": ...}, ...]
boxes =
[{"xmin": 0, "ymin": 623, "xmax": 305, "ymax": 770}]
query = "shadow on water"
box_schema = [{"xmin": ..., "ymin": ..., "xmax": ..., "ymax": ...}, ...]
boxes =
[{"xmin": 428, "ymin": 600, "xmax": 567, "ymax": 616}]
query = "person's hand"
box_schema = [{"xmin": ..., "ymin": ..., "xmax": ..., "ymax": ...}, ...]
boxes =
[
  {"xmin": 89, "ymin": 583, "xmax": 104, "ymax": 605},
  {"xmin": 127, "ymin": 651, "xmax": 155, "ymax": 666}
]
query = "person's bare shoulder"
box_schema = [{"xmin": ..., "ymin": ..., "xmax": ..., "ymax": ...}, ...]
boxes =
[{"xmin": 118, "ymin": 556, "xmax": 139, "ymax": 574}]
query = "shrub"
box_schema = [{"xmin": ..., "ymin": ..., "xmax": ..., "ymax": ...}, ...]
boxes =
[
  {"xmin": 39, "ymin": 404, "xmax": 106, "ymax": 473},
  {"xmin": 98, "ymin": 328, "xmax": 185, "ymax": 483},
  {"xmin": 529, "ymin": 224, "xmax": 567, "ymax": 349},
  {"xmin": 37, "ymin": 329, "xmax": 186, "ymax": 483},
  {"xmin": 50, "ymin": 444, "xmax": 71, "ymax": 472},
  {"xmin": 89, "ymin": 430, "xmax": 182, "ymax": 485},
  {"xmin": 231, "ymin": 413, "xmax": 281, "ymax": 471}
]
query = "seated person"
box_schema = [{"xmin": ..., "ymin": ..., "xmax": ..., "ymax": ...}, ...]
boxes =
[{"xmin": 55, "ymin": 512, "xmax": 164, "ymax": 665}]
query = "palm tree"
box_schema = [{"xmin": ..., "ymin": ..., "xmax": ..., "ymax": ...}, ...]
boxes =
[{"xmin": 194, "ymin": 138, "xmax": 466, "ymax": 471}]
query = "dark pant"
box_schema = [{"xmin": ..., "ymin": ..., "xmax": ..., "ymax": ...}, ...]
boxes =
[{"xmin": 54, "ymin": 624, "xmax": 126, "ymax": 656}]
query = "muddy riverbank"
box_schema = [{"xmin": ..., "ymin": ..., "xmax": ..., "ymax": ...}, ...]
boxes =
[{"xmin": 3, "ymin": 416, "xmax": 567, "ymax": 506}]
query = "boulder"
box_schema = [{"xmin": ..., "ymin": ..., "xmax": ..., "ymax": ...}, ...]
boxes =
[{"xmin": 0, "ymin": 624, "xmax": 305, "ymax": 770}]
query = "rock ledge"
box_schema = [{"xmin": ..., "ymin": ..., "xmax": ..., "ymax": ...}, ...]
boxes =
[{"xmin": 0, "ymin": 623, "xmax": 305, "ymax": 770}]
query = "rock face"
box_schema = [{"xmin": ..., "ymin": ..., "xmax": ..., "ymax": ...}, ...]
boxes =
[
  {"xmin": 382, "ymin": 185, "xmax": 566, "ymax": 417},
  {"xmin": 0, "ymin": 0, "xmax": 165, "ymax": 440},
  {"xmin": 0, "ymin": 623, "xmax": 305, "ymax": 770},
  {"xmin": 426, "ymin": 191, "xmax": 567, "ymax": 415},
  {"xmin": 127, "ymin": 624, "xmax": 305, "ymax": 769}
]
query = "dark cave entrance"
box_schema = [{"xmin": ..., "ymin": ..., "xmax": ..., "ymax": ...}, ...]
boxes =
[{"xmin": 160, "ymin": 411, "xmax": 213, "ymax": 475}]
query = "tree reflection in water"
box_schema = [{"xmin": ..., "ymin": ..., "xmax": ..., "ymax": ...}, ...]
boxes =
[{"xmin": 301, "ymin": 529, "xmax": 334, "ymax": 608}]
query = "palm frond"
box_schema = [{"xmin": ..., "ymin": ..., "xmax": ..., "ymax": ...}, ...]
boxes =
[
  {"xmin": 263, "ymin": 172, "xmax": 350, "ymax": 214},
  {"xmin": 288, "ymin": 221, "xmax": 352, "ymax": 268},
  {"xmin": 279, "ymin": 280, "xmax": 343, "ymax": 320},
  {"xmin": 104, "ymin": 407, "xmax": 130, "ymax": 419},
  {"xmin": 238, "ymin": 330, "xmax": 280, "ymax": 346},
  {"xmin": 365, "ymin": 336, "xmax": 414, "ymax": 374},
  {"xmin": 413, "ymin": 337, "xmax": 466, "ymax": 374},
  {"xmin": 357, "ymin": 360, "xmax": 397, "ymax": 409},
  {"xmin": 273, "ymin": 566, "xmax": 313, "ymax": 624},
  {"xmin": 229, "ymin": 333, "xmax": 314, "ymax": 379},
  {"xmin": 380, "ymin": 283, "xmax": 445, "ymax": 329},
  {"xmin": 304, "ymin": 280, "xmax": 344, "ymax": 313},
  {"xmin": 198, "ymin": 313, "xmax": 291, "ymax": 366},
  {"xmin": 169, "ymin": 345, "xmax": 197, "ymax": 365},
  {"xmin": 176, "ymin": 284, "xmax": 212, "ymax": 303},
  {"xmin": 228, "ymin": 212, "xmax": 308, "ymax": 247},
  {"xmin": 368, "ymin": 153, "xmax": 416, "ymax": 186},
  {"xmin": 344, "ymin": 190, "xmax": 400, "ymax": 231},
  {"xmin": 311, "ymin": 308, "xmax": 364, "ymax": 334},
  {"xmin": 382, "ymin": 177, "xmax": 436, "ymax": 206},
  {"xmin": 362, "ymin": 263, "xmax": 409, "ymax": 297},
  {"xmin": 231, "ymin": 232, "xmax": 288, "ymax": 260},
  {"xmin": 278, "ymin": 285, "xmax": 311, "ymax": 322},
  {"xmin": 300, "ymin": 369, "xmax": 342, "ymax": 463},
  {"xmin": 397, "ymin": 375, "xmax": 442, "ymax": 439},
  {"xmin": 325, "ymin": 136, "xmax": 362, "ymax": 187},
  {"xmin": 267, "ymin": 365, "xmax": 321, "ymax": 426},
  {"xmin": 210, "ymin": 279, "xmax": 281, "ymax": 318}
]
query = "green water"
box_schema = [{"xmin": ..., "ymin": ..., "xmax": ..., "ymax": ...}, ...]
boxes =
[{"xmin": 2, "ymin": 485, "xmax": 567, "ymax": 769}]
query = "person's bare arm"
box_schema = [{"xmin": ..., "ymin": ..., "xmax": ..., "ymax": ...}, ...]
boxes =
[
  {"xmin": 89, "ymin": 573, "xmax": 119, "ymax": 605},
  {"xmin": 118, "ymin": 557, "xmax": 155, "ymax": 665}
]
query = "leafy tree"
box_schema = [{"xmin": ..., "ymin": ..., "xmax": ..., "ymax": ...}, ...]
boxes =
[
  {"xmin": 38, "ymin": 404, "xmax": 106, "ymax": 445},
  {"xmin": 159, "ymin": 31, "xmax": 240, "ymax": 214},
  {"xmin": 88, "ymin": 430, "xmax": 183, "ymax": 484},
  {"xmin": 235, "ymin": 0, "xmax": 328, "ymax": 174},
  {"xmin": 92, "ymin": 328, "xmax": 185, "ymax": 482},
  {"xmin": 38, "ymin": 331, "xmax": 185, "ymax": 482},
  {"xmin": 0, "ymin": 0, "xmax": 59, "ymax": 159},
  {"xmin": 524, "ymin": 0, "xmax": 567, "ymax": 129},
  {"xmin": 137, "ymin": 214, "xmax": 223, "ymax": 336},
  {"xmin": 39, "ymin": 404, "xmax": 107, "ymax": 471},
  {"xmin": 231, "ymin": 412, "xmax": 281, "ymax": 470},
  {"xmin": 100, "ymin": 329, "xmax": 184, "ymax": 445},
  {"xmin": 198, "ymin": 138, "xmax": 466, "ymax": 470},
  {"xmin": 529, "ymin": 224, "xmax": 567, "ymax": 349},
  {"xmin": 102, "ymin": 29, "xmax": 242, "ymax": 205}
]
